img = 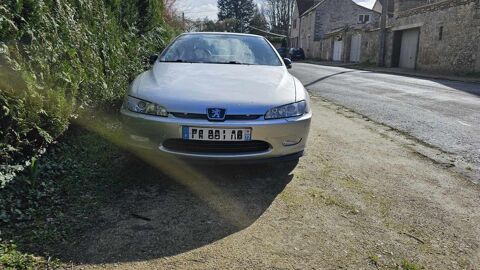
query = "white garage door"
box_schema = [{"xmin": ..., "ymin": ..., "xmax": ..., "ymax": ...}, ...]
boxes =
[
  {"xmin": 349, "ymin": 34, "xmax": 361, "ymax": 63},
  {"xmin": 399, "ymin": 28, "xmax": 419, "ymax": 69},
  {"xmin": 333, "ymin": 40, "xmax": 343, "ymax": 62}
]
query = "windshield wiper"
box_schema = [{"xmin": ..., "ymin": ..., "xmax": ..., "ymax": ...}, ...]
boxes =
[
  {"xmin": 160, "ymin": 60, "xmax": 252, "ymax": 65},
  {"xmin": 201, "ymin": 61, "xmax": 251, "ymax": 65},
  {"xmin": 226, "ymin": 61, "xmax": 252, "ymax": 66},
  {"xmin": 159, "ymin": 59, "xmax": 187, "ymax": 63}
]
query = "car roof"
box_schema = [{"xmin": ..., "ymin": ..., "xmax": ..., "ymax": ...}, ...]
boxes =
[{"xmin": 179, "ymin": 32, "xmax": 264, "ymax": 38}]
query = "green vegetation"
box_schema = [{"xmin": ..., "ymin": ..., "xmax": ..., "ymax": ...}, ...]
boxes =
[
  {"xmin": 356, "ymin": 60, "xmax": 378, "ymax": 68},
  {"xmin": 217, "ymin": 0, "xmax": 256, "ymax": 32},
  {"xmin": 0, "ymin": 0, "xmax": 180, "ymax": 267},
  {"xmin": 0, "ymin": 242, "xmax": 60, "ymax": 269},
  {"xmin": 399, "ymin": 259, "xmax": 424, "ymax": 270},
  {"xmin": 368, "ymin": 254, "xmax": 380, "ymax": 266},
  {"xmin": 0, "ymin": 0, "xmax": 179, "ymax": 185},
  {"xmin": 0, "ymin": 122, "xmax": 156, "ymax": 268}
]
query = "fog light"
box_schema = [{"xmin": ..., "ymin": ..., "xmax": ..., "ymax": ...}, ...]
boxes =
[
  {"xmin": 130, "ymin": 135, "xmax": 150, "ymax": 142},
  {"xmin": 282, "ymin": 138, "xmax": 302, "ymax": 146}
]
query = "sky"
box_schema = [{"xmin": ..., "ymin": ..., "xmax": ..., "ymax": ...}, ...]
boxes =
[{"xmin": 175, "ymin": 0, "xmax": 377, "ymax": 20}]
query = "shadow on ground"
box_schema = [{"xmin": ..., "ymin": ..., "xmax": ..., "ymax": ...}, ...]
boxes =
[
  {"xmin": 432, "ymin": 79, "xmax": 480, "ymax": 97},
  {"xmin": 26, "ymin": 126, "xmax": 297, "ymax": 265}
]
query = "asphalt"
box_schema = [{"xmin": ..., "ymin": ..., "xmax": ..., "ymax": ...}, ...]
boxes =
[{"xmin": 290, "ymin": 63, "xmax": 480, "ymax": 182}]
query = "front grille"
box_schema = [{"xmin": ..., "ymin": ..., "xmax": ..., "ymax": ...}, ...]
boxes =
[
  {"xmin": 226, "ymin": 115, "xmax": 262, "ymax": 120},
  {"xmin": 171, "ymin": 112, "xmax": 206, "ymax": 119},
  {"xmin": 163, "ymin": 139, "xmax": 270, "ymax": 154},
  {"xmin": 171, "ymin": 113, "xmax": 262, "ymax": 121}
]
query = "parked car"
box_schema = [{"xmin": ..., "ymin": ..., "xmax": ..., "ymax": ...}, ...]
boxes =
[
  {"xmin": 289, "ymin": 48, "xmax": 305, "ymax": 61},
  {"xmin": 276, "ymin": 47, "xmax": 288, "ymax": 58},
  {"xmin": 121, "ymin": 32, "xmax": 311, "ymax": 162}
]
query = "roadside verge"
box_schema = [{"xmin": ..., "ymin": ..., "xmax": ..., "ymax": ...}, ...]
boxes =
[{"xmin": 302, "ymin": 60, "xmax": 480, "ymax": 84}]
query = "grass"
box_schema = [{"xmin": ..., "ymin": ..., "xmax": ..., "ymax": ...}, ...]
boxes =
[
  {"xmin": 463, "ymin": 71, "xmax": 480, "ymax": 78},
  {"xmin": 399, "ymin": 259, "xmax": 424, "ymax": 270},
  {"xmin": 0, "ymin": 118, "xmax": 159, "ymax": 268},
  {"xmin": 0, "ymin": 243, "xmax": 61, "ymax": 269},
  {"xmin": 354, "ymin": 61, "xmax": 377, "ymax": 68},
  {"xmin": 368, "ymin": 254, "xmax": 380, "ymax": 266},
  {"xmin": 307, "ymin": 187, "xmax": 360, "ymax": 214}
]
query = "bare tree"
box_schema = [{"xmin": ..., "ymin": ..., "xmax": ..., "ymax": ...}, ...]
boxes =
[
  {"xmin": 264, "ymin": 0, "xmax": 295, "ymax": 35},
  {"xmin": 163, "ymin": 0, "xmax": 177, "ymax": 20},
  {"xmin": 250, "ymin": 5, "xmax": 269, "ymax": 31}
]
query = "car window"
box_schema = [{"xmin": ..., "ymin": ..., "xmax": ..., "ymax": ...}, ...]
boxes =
[{"xmin": 160, "ymin": 34, "xmax": 282, "ymax": 66}]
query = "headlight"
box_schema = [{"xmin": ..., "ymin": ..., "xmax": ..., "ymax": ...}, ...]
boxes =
[
  {"xmin": 265, "ymin": 100, "xmax": 307, "ymax": 120},
  {"xmin": 124, "ymin": 95, "xmax": 168, "ymax": 117}
]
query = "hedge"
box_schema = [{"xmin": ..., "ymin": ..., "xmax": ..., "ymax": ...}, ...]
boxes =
[{"xmin": 0, "ymin": 0, "xmax": 179, "ymax": 186}]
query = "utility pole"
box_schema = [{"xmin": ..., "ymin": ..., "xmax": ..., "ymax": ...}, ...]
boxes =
[{"xmin": 378, "ymin": 0, "xmax": 388, "ymax": 67}]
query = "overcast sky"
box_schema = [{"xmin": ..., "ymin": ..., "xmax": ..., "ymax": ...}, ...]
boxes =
[{"xmin": 175, "ymin": 0, "xmax": 377, "ymax": 20}]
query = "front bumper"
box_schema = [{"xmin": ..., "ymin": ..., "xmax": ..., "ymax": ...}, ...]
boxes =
[{"xmin": 120, "ymin": 108, "xmax": 311, "ymax": 161}]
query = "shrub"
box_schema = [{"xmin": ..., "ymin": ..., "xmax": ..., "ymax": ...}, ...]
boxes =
[{"xmin": 0, "ymin": 0, "xmax": 179, "ymax": 184}]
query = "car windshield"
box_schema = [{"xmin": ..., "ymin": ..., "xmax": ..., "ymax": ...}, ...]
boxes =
[{"xmin": 160, "ymin": 34, "xmax": 282, "ymax": 66}]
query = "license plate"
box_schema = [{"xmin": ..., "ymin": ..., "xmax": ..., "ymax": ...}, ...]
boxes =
[{"xmin": 182, "ymin": 127, "xmax": 251, "ymax": 141}]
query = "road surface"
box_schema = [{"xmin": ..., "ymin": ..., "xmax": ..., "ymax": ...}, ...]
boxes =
[{"xmin": 290, "ymin": 63, "xmax": 480, "ymax": 182}]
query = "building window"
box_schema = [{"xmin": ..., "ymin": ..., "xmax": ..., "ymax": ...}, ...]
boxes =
[
  {"xmin": 439, "ymin": 26, "xmax": 443, "ymax": 40},
  {"xmin": 358, "ymin": 14, "xmax": 370, "ymax": 24},
  {"xmin": 293, "ymin": 19, "xmax": 297, "ymax": 29}
]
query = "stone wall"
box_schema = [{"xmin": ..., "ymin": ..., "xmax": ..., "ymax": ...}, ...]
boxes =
[
  {"xmin": 384, "ymin": 30, "xmax": 395, "ymax": 67},
  {"xmin": 359, "ymin": 29, "xmax": 381, "ymax": 63},
  {"xmin": 396, "ymin": 0, "xmax": 477, "ymax": 18},
  {"xmin": 299, "ymin": 10, "xmax": 317, "ymax": 58},
  {"xmin": 390, "ymin": 0, "xmax": 480, "ymax": 73},
  {"xmin": 290, "ymin": 4, "xmax": 301, "ymax": 47},
  {"xmin": 297, "ymin": 0, "xmax": 381, "ymax": 59},
  {"xmin": 394, "ymin": 0, "xmax": 431, "ymax": 14},
  {"xmin": 322, "ymin": 28, "xmax": 381, "ymax": 63},
  {"xmin": 313, "ymin": 0, "xmax": 381, "ymax": 40}
]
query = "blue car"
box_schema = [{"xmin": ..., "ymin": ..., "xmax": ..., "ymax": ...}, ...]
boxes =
[
  {"xmin": 289, "ymin": 48, "xmax": 305, "ymax": 61},
  {"xmin": 276, "ymin": 47, "xmax": 288, "ymax": 58}
]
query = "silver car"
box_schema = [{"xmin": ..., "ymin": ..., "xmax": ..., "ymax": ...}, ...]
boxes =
[{"xmin": 121, "ymin": 32, "xmax": 311, "ymax": 162}]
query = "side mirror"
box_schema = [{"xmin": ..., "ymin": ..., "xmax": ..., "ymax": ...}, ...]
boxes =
[
  {"xmin": 283, "ymin": 58, "xmax": 292, "ymax": 69},
  {"xmin": 149, "ymin": 54, "xmax": 158, "ymax": 65}
]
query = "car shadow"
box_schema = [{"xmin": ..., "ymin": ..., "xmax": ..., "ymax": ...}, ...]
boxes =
[{"xmin": 55, "ymin": 151, "xmax": 296, "ymax": 265}]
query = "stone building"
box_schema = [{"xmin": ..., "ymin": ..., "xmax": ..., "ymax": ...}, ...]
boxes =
[
  {"xmin": 383, "ymin": 0, "xmax": 480, "ymax": 73},
  {"xmin": 291, "ymin": 0, "xmax": 480, "ymax": 74},
  {"xmin": 290, "ymin": 0, "xmax": 381, "ymax": 61},
  {"xmin": 290, "ymin": 0, "xmax": 315, "ymax": 48}
]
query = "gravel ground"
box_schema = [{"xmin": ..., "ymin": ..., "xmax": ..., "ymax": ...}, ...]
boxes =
[
  {"xmin": 67, "ymin": 97, "xmax": 480, "ymax": 270},
  {"xmin": 290, "ymin": 63, "xmax": 480, "ymax": 182}
]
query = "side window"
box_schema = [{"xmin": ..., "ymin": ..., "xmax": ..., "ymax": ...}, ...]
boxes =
[
  {"xmin": 358, "ymin": 14, "xmax": 370, "ymax": 24},
  {"xmin": 358, "ymin": 15, "xmax": 364, "ymax": 23}
]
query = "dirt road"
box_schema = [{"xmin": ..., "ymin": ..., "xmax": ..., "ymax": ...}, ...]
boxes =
[{"xmin": 71, "ymin": 97, "xmax": 480, "ymax": 269}]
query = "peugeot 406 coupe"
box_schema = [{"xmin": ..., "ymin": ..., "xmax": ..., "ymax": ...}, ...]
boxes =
[{"xmin": 121, "ymin": 32, "xmax": 311, "ymax": 162}]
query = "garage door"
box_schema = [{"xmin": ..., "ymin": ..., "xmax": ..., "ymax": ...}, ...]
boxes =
[
  {"xmin": 399, "ymin": 28, "xmax": 419, "ymax": 69},
  {"xmin": 349, "ymin": 34, "xmax": 361, "ymax": 63},
  {"xmin": 333, "ymin": 40, "xmax": 343, "ymax": 62}
]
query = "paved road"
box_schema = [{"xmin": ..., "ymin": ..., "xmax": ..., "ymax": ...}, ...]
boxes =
[{"xmin": 290, "ymin": 63, "xmax": 480, "ymax": 181}]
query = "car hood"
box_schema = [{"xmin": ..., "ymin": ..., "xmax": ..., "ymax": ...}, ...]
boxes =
[{"xmin": 130, "ymin": 63, "xmax": 296, "ymax": 114}]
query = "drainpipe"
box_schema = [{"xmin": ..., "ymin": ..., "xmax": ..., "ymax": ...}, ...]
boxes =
[
  {"xmin": 378, "ymin": 0, "xmax": 388, "ymax": 67},
  {"xmin": 299, "ymin": 14, "xmax": 302, "ymax": 49}
]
